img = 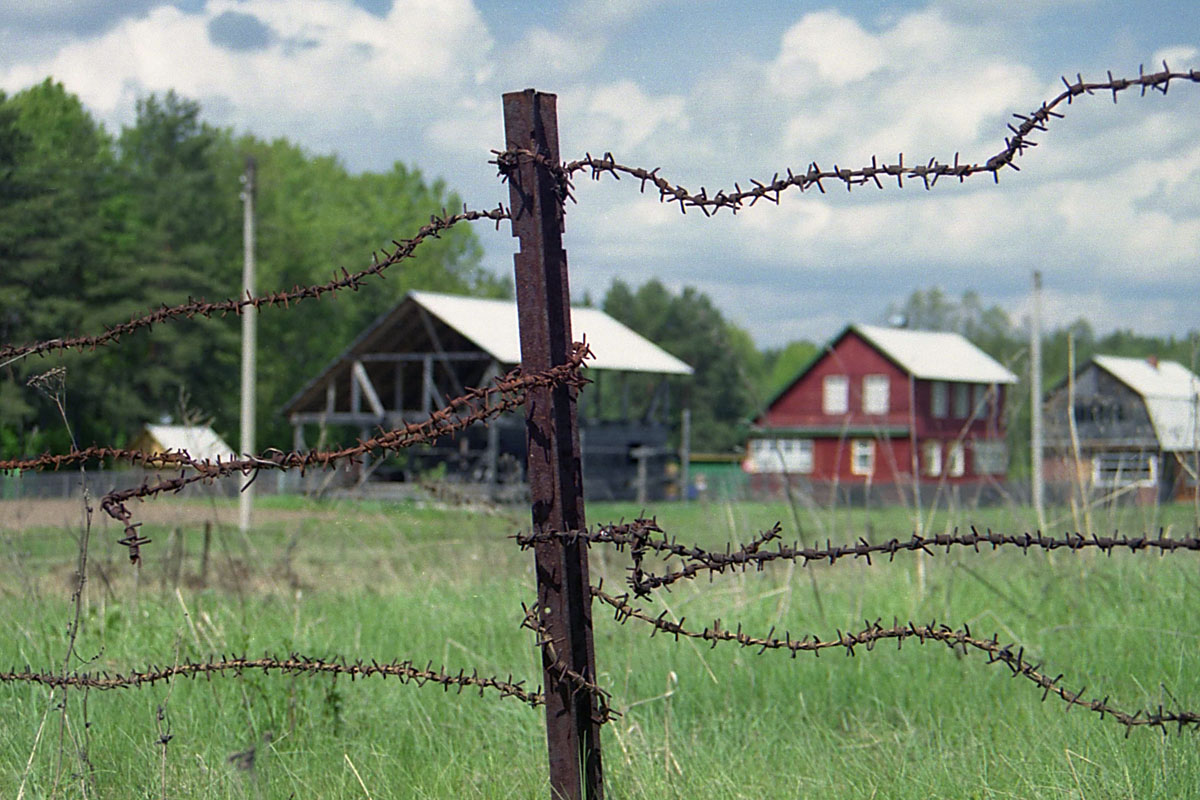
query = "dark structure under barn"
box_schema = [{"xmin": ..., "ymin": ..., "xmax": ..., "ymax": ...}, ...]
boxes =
[{"xmin": 281, "ymin": 291, "xmax": 693, "ymax": 501}]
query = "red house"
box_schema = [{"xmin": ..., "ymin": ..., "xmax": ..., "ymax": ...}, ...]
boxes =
[{"xmin": 747, "ymin": 324, "xmax": 1017, "ymax": 501}]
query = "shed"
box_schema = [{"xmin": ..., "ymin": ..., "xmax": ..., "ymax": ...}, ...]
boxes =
[
  {"xmin": 281, "ymin": 291, "xmax": 692, "ymax": 500},
  {"xmin": 1045, "ymin": 355, "xmax": 1200, "ymax": 503},
  {"xmin": 748, "ymin": 324, "xmax": 1016, "ymax": 503},
  {"xmin": 129, "ymin": 424, "xmax": 237, "ymax": 465}
]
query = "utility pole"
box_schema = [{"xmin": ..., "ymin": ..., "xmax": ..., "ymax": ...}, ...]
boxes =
[
  {"xmin": 1031, "ymin": 270, "xmax": 1045, "ymax": 531},
  {"xmin": 239, "ymin": 157, "xmax": 257, "ymax": 533}
]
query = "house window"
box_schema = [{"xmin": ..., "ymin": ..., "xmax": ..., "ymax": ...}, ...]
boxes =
[
  {"xmin": 953, "ymin": 383, "xmax": 970, "ymax": 418},
  {"xmin": 948, "ymin": 442, "xmax": 965, "ymax": 477},
  {"xmin": 1092, "ymin": 452, "xmax": 1156, "ymax": 487},
  {"xmin": 748, "ymin": 438, "xmax": 813, "ymax": 474},
  {"xmin": 862, "ymin": 375, "xmax": 889, "ymax": 415},
  {"xmin": 850, "ymin": 440, "xmax": 875, "ymax": 476},
  {"xmin": 972, "ymin": 440, "xmax": 1008, "ymax": 475},
  {"xmin": 973, "ymin": 384, "xmax": 990, "ymax": 417},
  {"xmin": 931, "ymin": 382, "xmax": 948, "ymax": 418},
  {"xmin": 923, "ymin": 441, "xmax": 942, "ymax": 477},
  {"xmin": 823, "ymin": 375, "xmax": 849, "ymax": 415}
]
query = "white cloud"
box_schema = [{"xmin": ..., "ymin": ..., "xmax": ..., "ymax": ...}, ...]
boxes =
[
  {"xmin": 771, "ymin": 11, "xmax": 885, "ymax": 89},
  {"xmin": 3, "ymin": 1, "xmax": 1198, "ymax": 348},
  {"xmin": 0, "ymin": 0, "xmax": 493, "ymax": 155}
]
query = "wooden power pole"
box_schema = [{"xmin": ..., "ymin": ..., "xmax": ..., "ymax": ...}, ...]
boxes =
[{"xmin": 239, "ymin": 156, "xmax": 257, "ymax": 533}]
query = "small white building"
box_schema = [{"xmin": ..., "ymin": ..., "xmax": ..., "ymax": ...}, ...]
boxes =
[{"xmin": 130, "ymin": 424, "xmax": 238, "ymax": 465}]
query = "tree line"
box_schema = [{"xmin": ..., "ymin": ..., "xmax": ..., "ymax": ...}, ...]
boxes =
[
  {"xmin": 3, "ymin": 80, "xmax": 1194, "ymax": 470},
  {"xmin": 0, "ymin": 79, "xmax": 503, "ymax": 458}
]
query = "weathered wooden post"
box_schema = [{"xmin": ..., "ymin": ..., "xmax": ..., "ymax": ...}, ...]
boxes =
[{"xmin": 502, "ymin": 89, "xmax": 604, "ymax": 799}]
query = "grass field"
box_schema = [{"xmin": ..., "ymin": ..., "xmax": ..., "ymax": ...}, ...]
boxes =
[{"xmin": 1, "ymin": 492, "xmax": 1198, "ymax": 798}]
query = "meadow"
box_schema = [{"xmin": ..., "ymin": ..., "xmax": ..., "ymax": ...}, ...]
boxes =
[{"xmin": 1, "ymin": 492, "xmax": 1198, "ymax": 798}]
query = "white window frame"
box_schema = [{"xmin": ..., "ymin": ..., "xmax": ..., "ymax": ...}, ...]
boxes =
[
  {"xmin": 850, "ymin": 439, "xmax": 875, "ymax": 476},
  {"xmin": 923, "ymin": 441, "xmax": 942, "ymax": 477},
  {"xmin": 931, "ymin": 381, "xmax": 948, "ymax": 419},
  {"xmin": 953, "ymin": 383, "xmax": 970, "ymax": 418},
  {"xmin": 862, "ymin": 375, "xmax": 889, "ymax": 415},
  {"xmin": 748, "ymin": 438, "xmax": 813, "ymax": 474},
  {"xmin": 1092, "ymin": 452, "xmax": 1156, "ymax": 487},
  {"xmin": 823, "ymin": 375, "xmax": 849, "ymax": 415},
  {"xmin": 947, "ymin": 441, "xmax": 965, "ymax": 477}
]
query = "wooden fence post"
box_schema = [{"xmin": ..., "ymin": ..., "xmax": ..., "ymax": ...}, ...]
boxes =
[{"xmin": 503, "ymin": 89, "xmax": 604, "ymax": 800}]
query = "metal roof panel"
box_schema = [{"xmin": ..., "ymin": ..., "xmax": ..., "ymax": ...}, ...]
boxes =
[
  {"xmin": 852, "ymin": 324, "xmax": 1017, "ymax": 384},
  {"xmin": 410, "ymin": 291, "xmax": 693, "ymax": 375},
  {"xmin": 1093, "ymin": 356, "xmax": 1200, "ymax": 452},
  {"xmin": 143, "ymin": 425, "xmax": 238, "ymax": 462}
]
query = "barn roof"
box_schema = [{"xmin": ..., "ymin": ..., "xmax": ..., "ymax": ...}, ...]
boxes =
[
  {"xmin": 1093, "ymin": 355, "xmax": 1200, "ymax": 452},
  {"xmin": 282, "ymin": 291, "xmax": 692, "ymax": 417},
  {"xmin": 408, "ymin": 291, "xmax": 693, "ymax": 375},
  {"xmin": 853, "ymin": 324, "xmax": 1018, "ymax": 384}
]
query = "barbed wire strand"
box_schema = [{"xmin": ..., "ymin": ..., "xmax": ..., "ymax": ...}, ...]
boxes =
[
  {"xmin": 519, "ymin": 603, "xmax": 618, "ymax": 724},
  {"xmin": 2, "ymin": 346, "xmax": 589, "ymax": 563},
  {"xmin": 492, "ymin": 65, "xmax": 1200, "ymax": 216},
  {"xmin": 0, "ymin": 654, "xmax": 542, "ymax": 708},
  {"xmin": 0, "ymin": 205, "xmax": 510, "ymax": 366},
  {"xmin": 516, "ymin": 519, "xmax": 1200, "ymax": 596},
  {"xmin": 591, "ymin": 584, "xmax": 1199, "ymax": 736}
]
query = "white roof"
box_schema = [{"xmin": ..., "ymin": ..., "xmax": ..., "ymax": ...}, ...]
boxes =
[
  {"xmin": 144, "ymin": 425, "xmax": 238, "ymax": 462},
  {"xmin": 410, "ymin": 291, "xmax": 693, "ymax": 375},
  {"xmin": 1094, "ymin": 355, "xmax": 1200, "ymax": 452},
  {"xmin": 853, "ymin": 324, "xmax": 1017, "ymax": 384}
]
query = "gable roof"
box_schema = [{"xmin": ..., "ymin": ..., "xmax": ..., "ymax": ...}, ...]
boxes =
[
  {"xmin": 763, "ymin": 323, "xmax": 1017, "ymax": 415},
  {"xmin": 137, "ymin": 425, "xmax": 238, "ymax": 462},
  {"xmin": 1093, "ymin": 355, "xmax": 1200, "ymax": 452},
  {"xmin": 408, "ymin": 291, "xmax": 693, "ymax": 375},
  {"xmin": 852, "ymin": 324, "xmax": 1018, "ymax": 384},
  {"xmin": 283, "ymin": 291, "xmax": 692, "ymax": 416}
]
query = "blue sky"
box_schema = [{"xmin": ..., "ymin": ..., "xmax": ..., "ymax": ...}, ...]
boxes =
[{"xmin": 2, "ymin": 0, "xmax": 1199, "ymax": 348}]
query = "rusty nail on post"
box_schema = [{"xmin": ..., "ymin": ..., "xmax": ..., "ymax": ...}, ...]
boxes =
[{"xmin": 503, "ymin": 88, "xmax": 604, "ymax": 800}]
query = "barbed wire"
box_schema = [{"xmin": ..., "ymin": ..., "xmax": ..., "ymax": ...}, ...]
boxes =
[
  {"xmin": 0, "ymin": 346, "xmax": 589, "ymax": 563},
  {"xmin": 517, "ymin": 520, "xmax": 1200, "ymax": 597},
  {"xmin": 105, "ymin": 346, "xmax": 587, "ymax": 563},
  {"xmin": 0, "ymin": 205, "xmax": 510, "ymax": 366},
  {"xmin": 0, "ymin": 654, "xmax": 542, "ymax": 708},
  {"xmin": 591, "ymin": 585, "xmax": 1199, "ymax": 736},
  {"xmin": 493, "ymin": 65, "xmax": 1200, "ymax": 216},
  {"xmin": 519, "ymin": 603, "xmax": 618, "ymax": 724}
]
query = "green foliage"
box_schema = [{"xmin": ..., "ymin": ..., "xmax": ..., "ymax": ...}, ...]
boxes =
[
  {"xmin": 240, "ymin": 137, "xmax": 508, "ymax": 446},
  {"xmin": 0, "ymin": 81, "xmax": 497, "ymax": 457},
  {"xmin": 601, "ymin": 278, "xmax": 764, "ymax": 453}
]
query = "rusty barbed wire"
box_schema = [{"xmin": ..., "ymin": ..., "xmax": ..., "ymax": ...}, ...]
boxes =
[
  {"xmin": 0, "ymin": 654, "xmax": 542, "ymax": 707},
  {"xmin": 520, "ymin": 603, "xmax": 618, "ymax": 724},
  {"xmin": 518, "ymin": 520, "xmax": 1200, "ymax": 597},
  {"xmin": 1, "ymin": 345, "xmax": 589, "ymax": 563},
  {"xmin": 0, "ymin": 205, "xmax": 510, "ymax": 365},
  {"xmin": 591, "ymin": 585, "xmax": 1199, "ymax": 736},
  {"xmin": 493, "ymin": 64, "xmax": 1200, "ymax": 216}
]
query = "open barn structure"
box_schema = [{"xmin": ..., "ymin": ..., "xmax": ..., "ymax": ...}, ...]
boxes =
[{"xmin": 282, "ymin": 291, "xmax": 693, "ymax": 500}]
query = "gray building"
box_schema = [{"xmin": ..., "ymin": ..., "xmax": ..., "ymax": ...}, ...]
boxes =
[{"xmin": 1045, "ymin": 355, "xmax": 1200, "ymax": 503}]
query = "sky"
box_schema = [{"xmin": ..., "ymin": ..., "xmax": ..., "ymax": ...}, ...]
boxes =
[{"xmin": 2, "ymin": 0, "xmax": 1199, "ymax": 349}]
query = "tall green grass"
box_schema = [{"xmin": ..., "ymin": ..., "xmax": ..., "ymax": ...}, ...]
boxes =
[{"xmin": 1, "ymin": 498, "xmax": 1197, "ymax": 798}]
